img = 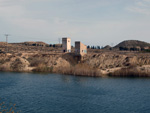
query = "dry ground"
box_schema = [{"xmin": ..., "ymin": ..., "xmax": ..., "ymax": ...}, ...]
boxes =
[{"xmin": 0, "ymin": 43, "xmax": 150, "ymax": 77}]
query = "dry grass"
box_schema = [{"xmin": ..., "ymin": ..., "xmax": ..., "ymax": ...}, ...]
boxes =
[
  {"xmin": 0, "ymin": 65, "xmax": 10, "ymax": 72},
  {"xmin": 109, "ymin": 67, "xmax": 150, "ymax": 77},
  {"xmin": 28, "ymin": 57, "xmax": 47, "ymax": 67},
  {"xmin": 0, "ymin": 58, "xmax": 6, "ymax": 64},
  {"xmin": 32, "ymin": 63, "xmax": 102, "ymax": 77},
  {"xmin": 32, "ymin": 64, "xmax": 53, "ymax": 73},
  {"xmin": 0, "ymin": 58, "xmax": 10, "ymax": 71},
  {"xmin": 10, "ymin": 58, "xmax": 23, "ymax": 71},
  {"xmin": 56, "ymin": 64, "xmax": 102, "ymax": 77}
]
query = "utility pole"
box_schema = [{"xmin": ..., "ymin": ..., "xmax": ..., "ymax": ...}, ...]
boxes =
[
  {"xmin": 4, "ymin": 34, "xmax": 10, "ymax": 52},
  {"xmin": 58, "ymin": 38, "xmax": 61, "ymax": 44}
]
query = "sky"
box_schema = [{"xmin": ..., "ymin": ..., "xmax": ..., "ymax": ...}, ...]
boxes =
[{"xmin": 0, "ymin": 0, "xmax": 150, "ymax": 46}]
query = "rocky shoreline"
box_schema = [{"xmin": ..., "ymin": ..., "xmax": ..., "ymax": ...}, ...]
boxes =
[{"xmin": 0, "ymin": 51, "xmax": 150, "ymax": 77}]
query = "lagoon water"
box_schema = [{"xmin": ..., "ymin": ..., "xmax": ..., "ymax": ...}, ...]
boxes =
[{"xmin": 0, "ymin": 72, "xmax": 150, "ymax": 113}]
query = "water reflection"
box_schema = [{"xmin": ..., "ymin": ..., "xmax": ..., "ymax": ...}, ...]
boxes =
[{"xmin": 60, "ymin": 74, "xmax": 96, "ymax": 86}]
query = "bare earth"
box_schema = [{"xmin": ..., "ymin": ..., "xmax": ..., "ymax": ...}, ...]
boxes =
[{"xmin": 0, "ymin": 43, "xmax": 150, "ymax": 77}]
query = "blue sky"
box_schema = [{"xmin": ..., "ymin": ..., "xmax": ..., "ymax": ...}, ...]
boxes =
[{"xmin": 0, "ymin": 0, "xmax": 150, "ymax": 46}]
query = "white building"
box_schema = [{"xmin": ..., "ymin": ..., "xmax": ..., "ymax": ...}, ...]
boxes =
[{"xmin": 62, "ymin": 37, "xmax": 71, "ymax": 53}]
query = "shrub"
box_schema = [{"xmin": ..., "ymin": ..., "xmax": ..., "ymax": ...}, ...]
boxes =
[
  {"xmin": 0, "ymin": 65, "xmax": 9, "ymax": 71},
  {"xmin": 10, "ymin": 58, "xmax": 23, "ymax": 71},
  {"xmin": 109, "ymin": 67, "xmax": 150, "ymax": 77},
  {"xmin": 32, "ymin": 64, "xmax": 53, "ymax": 73},
  {"xmin": 28, "ymin": 57, "xmax": 47, "ymax": 67},
  {"xmin": 0, "ymin": 59, "xmax": 6, "ymax": 64}
]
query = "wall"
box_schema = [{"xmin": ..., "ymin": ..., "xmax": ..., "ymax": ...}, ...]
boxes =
[{"xmin": 75, "ymin": 42, "xmax": 87, "ymax": 56}]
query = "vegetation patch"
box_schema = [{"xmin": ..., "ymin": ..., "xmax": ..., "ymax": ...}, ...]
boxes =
[
  {"xmin": 56, "ymin": 64, "xmax": 102, "ymax": 77},
  {"xmin": 32, "ymin": 64, "xmax": 53, "ymax": 73},
  {"xmin": 109, "ymin": 67, "xmax": 150, "ymax": 77}
]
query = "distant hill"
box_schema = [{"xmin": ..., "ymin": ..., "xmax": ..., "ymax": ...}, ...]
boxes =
[
  {"xmin": 103, "ymin": 45, "xmax": 112, "ymax": 50},
  {"xmin": 114, "ymin": 40, "xmax": 150, "ymax": 49},
  {"xmin": 23, "ymin": 41, "xmax": 48, "ymax": 46},
  {"xmin": 9, "ymin": 41, "xmax": 49, "ymax": 47}
]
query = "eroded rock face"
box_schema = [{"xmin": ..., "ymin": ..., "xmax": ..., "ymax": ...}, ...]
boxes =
[
  {"xmin": 0, "ymin": 53, "xmax": 71, "ymax": 72},
  {"xmin": 10, "ymin": 57, "xmax": 30, "ymax": 71},
  {"xmin": 83, "ymin": 52, "xmax": 150, "ymax": 70},
  {"xmin": 54, "ymin": 57, "xmax": 70, "ymax": 68},
  {"xmin": 0, "ymin": 52, "xmax": 150, "ymax": 75},
  {"xmin": 0, "ymin": 55, "xmax": 30, "ymax": 71}
]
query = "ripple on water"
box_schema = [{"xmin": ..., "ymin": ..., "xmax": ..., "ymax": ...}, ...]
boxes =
[{"xmin": 0, "ymin": 72, "xmax": 150, "ymax": 113}]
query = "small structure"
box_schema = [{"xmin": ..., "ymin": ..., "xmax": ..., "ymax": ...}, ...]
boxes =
[
  {"xmin": 62, "ymin": 37, "xmax": 71, "ymax": 53},
  {"xmin": 75, "ymin": 41, "xmax": 87, "ymax": 56},
  {"xmin": 144, "ymin": 47, "xmax": 150, "ymax": 50}
]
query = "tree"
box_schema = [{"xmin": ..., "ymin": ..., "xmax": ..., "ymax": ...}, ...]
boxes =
[
  {"xmin": 119, "ymin": 47, "xmax": 124, "ymax": 51},
  {"xmin": 97, "ymin": 46, "xmax": 101, "ymax": 49},
  {"xmin": 53, "ymin": 44, "xmax": 55, "ymax": 47},
  {"xmin": 87, "ymin": 45, "xmax": 90, "ymax": 49},
  {"xmin": 49, "ymin": 44, "xmax": 53, "ymax": 47}
]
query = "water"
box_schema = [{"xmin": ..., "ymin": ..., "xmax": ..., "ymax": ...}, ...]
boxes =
[{"xmin": 0, "ymin": 72, "xmax": 150, "ymax": 113}]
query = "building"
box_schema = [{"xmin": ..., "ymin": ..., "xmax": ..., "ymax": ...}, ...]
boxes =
[
  {"xmin": 144, "ymin": 47, "xmax": 150, "ymax": 50},
  {"xmin": 62, "ymin": 37, "xmax": 71, "ymax": 52},
  {"xmin": 75, "ymin": 41, "xmax": 87, "ymax": 56}
]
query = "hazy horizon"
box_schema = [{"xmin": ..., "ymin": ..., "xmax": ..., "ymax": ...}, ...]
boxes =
[{"xmin": 0, "ymin": 0, "xmax": 150, "ymax": 46}]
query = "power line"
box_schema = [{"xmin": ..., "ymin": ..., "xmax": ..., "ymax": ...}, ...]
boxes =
[{"xmin": 5, "ymin": 34, "xmax": 10, "ymax": 43}]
